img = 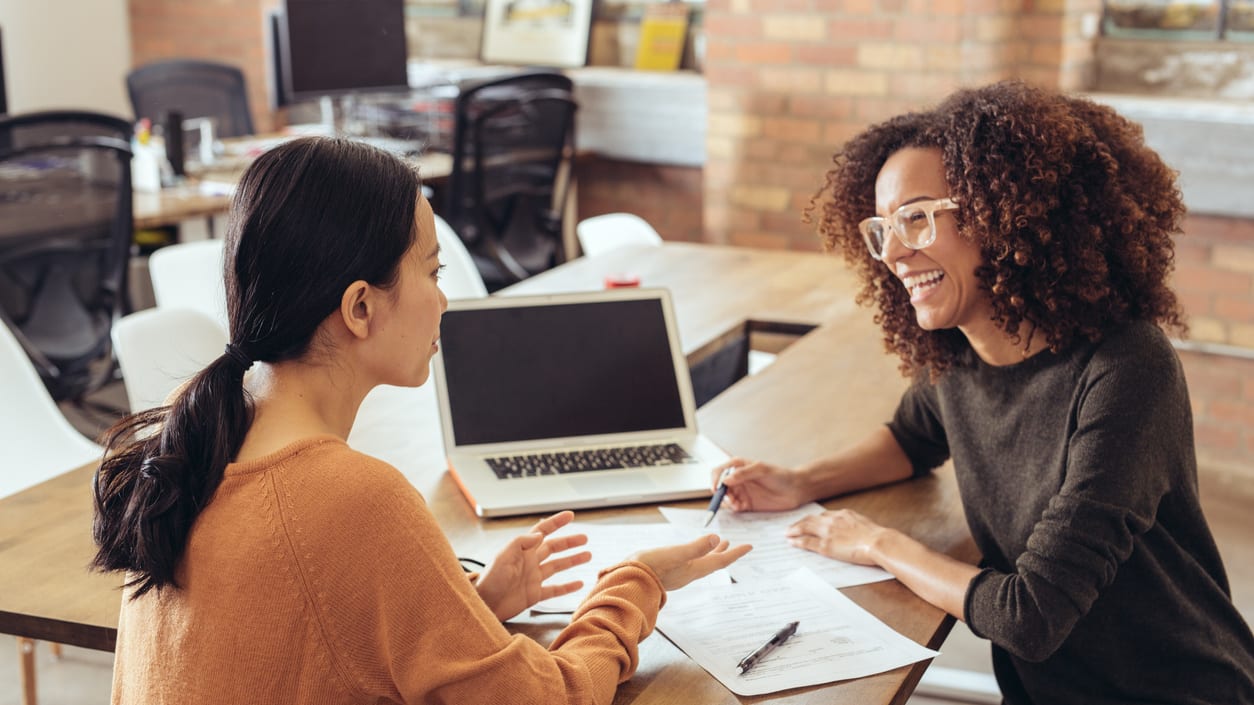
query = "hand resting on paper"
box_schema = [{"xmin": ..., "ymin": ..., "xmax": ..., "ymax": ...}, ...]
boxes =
[
  {"xmin": 785, "ymin": 508, "xmax": 886, "ymax": 565},
  {"xmin": 475, "ymin": 510, "xmax": 592, "ymax": 622}
]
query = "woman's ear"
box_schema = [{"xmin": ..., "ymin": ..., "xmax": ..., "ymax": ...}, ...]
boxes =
[{"xmin": 339, "ymin": 280, "xmax": 373, "ymax": 340}]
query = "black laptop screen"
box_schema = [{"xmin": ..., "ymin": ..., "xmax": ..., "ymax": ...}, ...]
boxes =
[{"xmin": 438, "ymin": 298, "xmax": 687, "ymax": 446}]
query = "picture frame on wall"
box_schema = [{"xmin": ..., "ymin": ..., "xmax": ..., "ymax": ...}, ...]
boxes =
[{"xmin": 480, "ymin": 0, "xmax": 594, "ymax": 67}]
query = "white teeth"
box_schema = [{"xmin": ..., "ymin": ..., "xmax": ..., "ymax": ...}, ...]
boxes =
[{"xmin": 901, "ymin": 271, "xmax": 944, "ymax": 295}]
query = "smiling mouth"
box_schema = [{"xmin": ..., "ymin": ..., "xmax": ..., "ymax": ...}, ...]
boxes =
[{"xmin": 901, "ymin": 270, "xmax": 944, "ymax": 299}]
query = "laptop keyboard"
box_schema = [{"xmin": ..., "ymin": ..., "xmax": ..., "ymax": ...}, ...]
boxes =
[{"xmin": 487, "ymin": 443, "xmax": 695, "ymax": 479}]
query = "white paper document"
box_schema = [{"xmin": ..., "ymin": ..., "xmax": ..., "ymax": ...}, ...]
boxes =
[
  {"xmin": 520, "ymin": 521, "xmax": 726, "ymax": 613},
  {"xmin": 656, "ymin": 567, "xmax": 939, "ymax": 696},
  {"xmin": 659, "ymin": 504, "xmax": 894, "ymax": 588}
]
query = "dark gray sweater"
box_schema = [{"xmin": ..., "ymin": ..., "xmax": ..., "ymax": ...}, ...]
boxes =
[{"xmin": 888, "ymin": 321, "xmax": 1254, "ymax": 705}]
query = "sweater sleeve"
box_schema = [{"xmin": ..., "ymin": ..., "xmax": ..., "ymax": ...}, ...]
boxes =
[
  {"xmin": 886, "ymin": 379, "xmax": 950, "ymax": 477},
  {"xmin": 964, "ymin": 329, "xmax": 1189, "ymax": 662},
  {"xmin": 279, "ymin": 455, "xmax": 665, "ymax": 705}
]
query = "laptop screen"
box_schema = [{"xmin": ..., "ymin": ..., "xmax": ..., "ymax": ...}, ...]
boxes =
[{"xmin": 437, "ymin": 297, "xmax": 687, "ymax": 446}]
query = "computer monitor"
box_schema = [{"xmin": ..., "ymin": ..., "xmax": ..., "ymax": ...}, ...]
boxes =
[{"xmin": 275, "ymin": 0, "xmax": 410, "ymax": 102}]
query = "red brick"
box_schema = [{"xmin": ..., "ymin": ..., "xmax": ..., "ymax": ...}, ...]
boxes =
[
  {"xmin": 1177, "ymin": 289, "xmax": 1213, "ymax": 317},
  {"xmin": 749, "ymin": 0, "xmax": 814, "ymax": 10},
  {"xmin": 787, "ymin": 94, "xmax": 857, "ymax": 120},
  {"xmin": 828, "ymin": 19, "xmax": 897, "ymax": 41},
  {"xmin": 894, "ymin": 17, "xmax": 962, "ymax": 43},
  {"xmin": 704, "ymin": 41, "xmax": 738, "ymax": 64},
  {"xmin": 762, "ymin": 117, "xmax": 823, "ymax": 142},
  {"xmin": 704, "ymin": 15, "xmax": 765, "ymax": 39},
  {"xmin": 1173, "ymin": 264, "xmax": 1253, "ymax": 295},
  {"xmin": 1175, "ymin": 241, "xmax": 1211, "ymax": 264},
  {"xmin": 1183, "ymin": 215, "xmax": 1254, "ymax": 245},
  {"xmin": 1194, "ymin": 421, "xmax": 1242, "ymax": 453},
  {"xmin": 929, "ymin": 0, "xmax": 966, "ymax": 15},
  {"xmin": 735, "ymin": 42, "xmax": 796, "ymax": 65},
  {"xmin": 1215, "ymin": 296, "xmax": 1254, "ymax": 324},
  {"xmin": 704, "ymin": 64, "xmax": 760, "ymax": 88},
  {"xmin": 796, "ymin": 44, "xmax": 860, "ymax": 67},
  {"xmin": 1210, "ymin": 400, "xmax": 1254, "ymax": 429},
  {"xmin": 1020, "ymin": 15, "xmax": 1064, "ymax": 39}
]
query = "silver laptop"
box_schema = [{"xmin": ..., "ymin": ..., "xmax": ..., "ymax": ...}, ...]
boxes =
[{"xmin": 431, "ymin": 288, "xmax": 728, "ymax": 518}]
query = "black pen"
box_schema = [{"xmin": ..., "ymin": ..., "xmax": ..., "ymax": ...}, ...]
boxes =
[
  {"xmin": 737, "ymin": 620, "xmax": 800, "ymax": 675},
  {"xmin": 701, "ymin": 467, "xmax": 734, "ymax": 527}
]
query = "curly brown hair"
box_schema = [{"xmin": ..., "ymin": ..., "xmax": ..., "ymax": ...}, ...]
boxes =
[{"xmin": 809, "ymin": 81, "xmax": 1187, "ymax": 377}]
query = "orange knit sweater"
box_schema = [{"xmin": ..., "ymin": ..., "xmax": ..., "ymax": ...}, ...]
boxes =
[{"xmin": 111, "ymin": 435, "xmax": 666, "ymax": 704}]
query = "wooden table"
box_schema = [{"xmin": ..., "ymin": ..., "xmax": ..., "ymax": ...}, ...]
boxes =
[{"xmin": 0, "ymin": 243, "xmax": 976, "ymax": 704}]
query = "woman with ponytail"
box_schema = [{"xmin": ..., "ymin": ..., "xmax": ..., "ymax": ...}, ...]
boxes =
[{"xmin": 93, "ymin": 137, "xmax": 750, "ymax": 704}]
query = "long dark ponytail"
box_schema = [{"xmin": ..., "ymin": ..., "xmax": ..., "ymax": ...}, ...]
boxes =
[{"xmin": 93, "ymin": 137, "xmax": 421, "ymax": 597}]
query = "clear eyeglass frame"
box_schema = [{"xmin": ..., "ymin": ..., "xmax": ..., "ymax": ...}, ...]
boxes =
[{"xmin": 858, "ymin": 197, "xmax": 959, "ymax": 261}]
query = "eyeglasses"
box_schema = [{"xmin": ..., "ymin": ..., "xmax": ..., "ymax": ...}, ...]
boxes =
[{"xmin": 858, "ymin": 197, "xmax": 958, "ymax": 261}]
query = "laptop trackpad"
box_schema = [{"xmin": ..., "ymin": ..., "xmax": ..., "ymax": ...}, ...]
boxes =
[{"xmin": 571, "ymin": 474, "xmax": 657, "ymax": 496}]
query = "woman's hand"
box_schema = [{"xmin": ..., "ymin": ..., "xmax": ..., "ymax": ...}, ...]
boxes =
[
  {"xmin": 475, "ymin": 511, "xmax": 592, "ymax": 622},
  {"xmin": 785, "ymin": 508, "xmax": 888, "ymax": 566},
  {"xmin": 711, "ymin": 457, "xmax": 808, "ymax": 513},
  {"xmin": 630, "ymin": 534, "xmax": 752, "ymax": 590}
]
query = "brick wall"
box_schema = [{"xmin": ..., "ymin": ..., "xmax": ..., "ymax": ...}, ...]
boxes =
[
  {"xmin": 701, "ymin": 0, "xmax": 1102, "ymax": 250},
  {"xmin": 128, "ymin": 0, "xmax": 277, "ymax": 133},
  {"xmin": 1175, "ymin": 215, "xmax": 1254, "ymax": 488}
]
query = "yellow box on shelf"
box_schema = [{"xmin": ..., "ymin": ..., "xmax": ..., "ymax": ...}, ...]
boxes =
[{"xmin": 633, "ymin": 3, "xmax": 690, "ymax": 72}]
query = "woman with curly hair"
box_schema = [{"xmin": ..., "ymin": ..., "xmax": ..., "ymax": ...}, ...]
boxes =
[{"xmin": 711, "ymin": 81, "xmax": 1254, "ymax": 704}]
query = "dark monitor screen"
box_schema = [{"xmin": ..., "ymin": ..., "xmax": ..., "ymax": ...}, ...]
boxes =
[
  {"xmin": 280, "ymin": 0, "xmax": 409, "ymax": 99},
  {"xmin": 438, "ymin": 299, "xmax": 688, "ymax": 447}
]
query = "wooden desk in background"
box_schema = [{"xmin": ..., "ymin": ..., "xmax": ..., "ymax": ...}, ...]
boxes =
[
  {"xmin": 132, "ymin": 149, "xmax": 454, "ymax": 231},
  {"xmin": 0, "ymin": 243, "xmax": 976, "ymax": 705}
]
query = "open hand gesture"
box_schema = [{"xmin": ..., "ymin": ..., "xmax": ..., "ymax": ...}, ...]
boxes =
[{"xmin": 475, "ymin": 511, "xmax": 592, "ymax": 621}]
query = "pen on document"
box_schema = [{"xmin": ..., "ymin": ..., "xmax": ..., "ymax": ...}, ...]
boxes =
[
  {"xmin": 737, "ymin": 620, "xmax": 800, "ymax": 675},
  {"xmin": 701, "ymin": 467, "xmax": 734, "ymax": 527}
]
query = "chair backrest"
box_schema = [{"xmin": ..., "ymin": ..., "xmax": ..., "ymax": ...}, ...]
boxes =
[
  {"xmin": 443, "ymin": 71, "xmax": 577, "ymax": 289},
  {"xmin": 433, "ymin": 214, "xmax": 488, "ymax": 300},
  {"xmin": 0, "ymin": 116, "xmax": 134, "ymax": 402},
  {"xmin": 112, "ymin": 307, "xmax": 229, "ymax": 412},
  {"xmin": 127, "ymin": 59, "xmax": 255, "ymax": 138},
  {"xmin": 0, "ymin": 109, "xmax": 132, "ymax": 155},
  {"xmin": 0, "ymin": 320, "xmax": 102, "ymax": 497},
  {"xmin": 147, "ymin": 239, "xmax": 229, "ymax": 331},
  {"xmin": 576, "ymin": 212, "xmax": 664, "ymax": 258}
]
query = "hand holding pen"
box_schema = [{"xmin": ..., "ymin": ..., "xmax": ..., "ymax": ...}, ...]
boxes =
[
  {"xmin": 737, "ymin": 620, "xmax": 800, "ymax": 675},
  {"xmin": 708, "ymin": 457, "xmax": 809, "ymax": 514},
  {"xmin": 702, "ymin": 466, "xmax": 735, "ymax": 527}
]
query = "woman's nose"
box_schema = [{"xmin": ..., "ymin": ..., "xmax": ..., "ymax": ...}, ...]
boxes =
[{"xmin": 881, "ymin": 230, "xmax": 914, "ymax": 266}]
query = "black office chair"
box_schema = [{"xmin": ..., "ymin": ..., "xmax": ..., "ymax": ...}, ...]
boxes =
[
  {"xmin": 0, "ymin": 109, "xmax": 132, "ymax": 154},
  {"xmin": 443, "ymin": 71, "xmax": 577, "ymax": 290},
  {"xmin": 0, "ymin": 112, "xmax": 134, "ymax": 409},
  {"xmin": 126, "ymin": 59, "xmax": 255, "ymax": 138}
]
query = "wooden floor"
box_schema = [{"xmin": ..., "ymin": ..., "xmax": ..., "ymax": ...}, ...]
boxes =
[{"xmin": 3, "ymin": 381, "xmax": 1249, "ymax": 705}]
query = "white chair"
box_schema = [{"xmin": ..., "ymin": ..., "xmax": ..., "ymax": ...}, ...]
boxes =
[
  {"xmin": 111, "ymin": 308, "xmax": 230, "ymax": 412},
  {"xmin": 0, "ymin": 320, "xmax": 103, "ymax": 704},
  {"xmin": 576, "ymin": 213, "xmax": 774, "ymax": 375},
  {"xmin": 576, "ymin": 212, "xmax": 663, "ymax": 258},
  {"xmin": 433, "ymin": 214, "xmax": 488, "ymax": 300},
  {"xmin": 147, "ymin": 239, "xmax": 229, "ymax": 331}
]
